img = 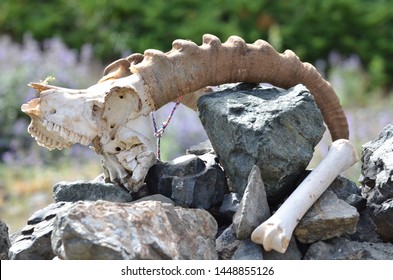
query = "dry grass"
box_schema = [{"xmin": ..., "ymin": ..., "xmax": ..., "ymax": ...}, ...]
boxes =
[{"xmin": 0, "ymin": 161, "xmax": 101, "ymax": 234}]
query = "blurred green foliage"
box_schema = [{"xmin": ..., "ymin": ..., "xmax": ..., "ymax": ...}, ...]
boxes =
[
  {"xmin": 1, "ymin": 0, "xmax": 393, "ymax": 89},
  {"xmin": 0, "ymin": 34, "xmax": 102, "ymax": 161}
]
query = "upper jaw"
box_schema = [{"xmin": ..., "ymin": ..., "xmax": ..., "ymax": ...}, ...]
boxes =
[
  {"xmin": 42, "ymin": 119, "xmax": 92, "ymax": 146},
  {"xmin": 26, "ymin": 118, "xmax": 72, "ymax": 150},
  {"xmin": 21, "ymin": 97, "xmax": 96, "ymax": 150},
  {"xmin": 24, "ymin": 116, "xmax": 94, "ymax": 151}
]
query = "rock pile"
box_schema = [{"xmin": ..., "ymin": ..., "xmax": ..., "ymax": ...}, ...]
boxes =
[{"xmin": 2, "ymin": 84, "xmax": 393, "ymax": 260}]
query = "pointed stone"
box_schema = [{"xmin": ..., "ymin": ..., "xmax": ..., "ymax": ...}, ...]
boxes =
[{"xmin": 232, "ymin": 165, "xmax": 270, "ymax": 239}]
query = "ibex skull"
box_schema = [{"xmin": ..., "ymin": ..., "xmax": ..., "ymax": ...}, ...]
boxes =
[
  {"xmin": 22, "ymin": 76, "xmax": 156, "ymax": 191},
  {"xmin": 21, "ymin": 34, "xmax": 349, "ymax": 193}
]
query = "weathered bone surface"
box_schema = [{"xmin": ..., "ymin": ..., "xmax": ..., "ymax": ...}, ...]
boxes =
[
  {"xmin": 251, "ymin": 139, "xmax": 359, "ymax": 253},
  {"xmin": 21, "ymin": 34, "xmax": 349, "ymax": 192}
]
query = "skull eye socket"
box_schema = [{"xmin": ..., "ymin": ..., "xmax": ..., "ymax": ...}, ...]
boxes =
[{"xmin": 50, "ymin": 109, "xmax": 56, "ymax": 114}]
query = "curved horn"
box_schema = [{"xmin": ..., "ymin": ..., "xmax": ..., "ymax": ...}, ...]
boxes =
[
  {"xmin": 98, "ymin": 53, "xmax": 144, "ymax": 83},
  {"xmin": 131, "ymin": 34, "xmax": 348, "ymax": 140}
]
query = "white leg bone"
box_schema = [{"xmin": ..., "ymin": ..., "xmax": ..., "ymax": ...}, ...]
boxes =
[{"xmin": 251, "ymin": 139, "xmax": 359, "ymax": 253}]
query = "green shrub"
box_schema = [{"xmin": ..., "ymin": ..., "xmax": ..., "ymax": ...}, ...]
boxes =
[{"xmin": 1, "ymin": 0, "xmax": 393, "ymax": 89}]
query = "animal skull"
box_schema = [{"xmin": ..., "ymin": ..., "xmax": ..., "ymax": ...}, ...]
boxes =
[
  {"xmin": 22, "ymin": 34, "xmax": 350, "ymax": 193},
  {"xmin": 22, "ymin": 76, "xmax": 157, "ymax": 191}
]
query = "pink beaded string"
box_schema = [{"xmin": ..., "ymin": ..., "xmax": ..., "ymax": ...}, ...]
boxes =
[{"xmin": 151, "ymin": 97, "xmax": 182, "ymax": 160}]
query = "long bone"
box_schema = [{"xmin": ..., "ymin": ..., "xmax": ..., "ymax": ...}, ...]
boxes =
[
  {"xmin": 251, "ymin": 139, "xmax": 359, "ymax": 253},
  {"xmin": 21, "ymin": 34, "xmax": 349, "ymax": 192}
]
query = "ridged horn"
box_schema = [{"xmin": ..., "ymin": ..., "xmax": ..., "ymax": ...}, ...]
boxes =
[
  {"xmin": 131, "ymin": 34, "xmax": 348, "ymax": 140},
  {"xmin": 98, "ymin": 53, "xmax": 144, "ymax": 83}
]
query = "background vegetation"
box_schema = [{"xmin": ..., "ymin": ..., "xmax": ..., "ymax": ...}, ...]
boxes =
[
  {"xmin": 2, "ymin": 0, "xmax": 393, "ymax": 90},
  {"xmin": 0, "ymin": 0, "xmax": 392, "ymax": 233}
]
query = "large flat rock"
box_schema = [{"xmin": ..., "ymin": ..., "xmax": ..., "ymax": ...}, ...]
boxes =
[{"xmin": 51, "ymin": 200, "xmax": 218, "ymax": 260}]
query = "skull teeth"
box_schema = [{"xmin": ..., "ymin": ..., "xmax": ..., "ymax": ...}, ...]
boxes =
[
  {"xmin": 28, "ymin": 125, "xmax": 67, "ymax": 150},
  {"xmin": 43, "ymin": 121, "xmax": 91, "ymax": 146},
  {"xmin": 53, "ymin": 124, "xmax": 61, "ymax": 133},
  {"xmin": 27, "ymin": 120, "xmax": 92, "ymax": 150},
  {"xmin": 59, "ymin": 126, "xmax": 69, "ymax": 139}
]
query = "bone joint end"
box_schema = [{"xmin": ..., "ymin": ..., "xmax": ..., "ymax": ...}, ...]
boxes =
[
  {"xmin": 251, "ymin": 220, "xmax": 290, "ymax": 253},
  {"xmin": 251, "ymin": 139, "xmax": 358, "ymax": 254}
]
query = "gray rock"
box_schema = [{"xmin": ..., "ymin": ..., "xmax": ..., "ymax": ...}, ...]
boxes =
[
  {"xmin": 53, "ymin": 180, "xmax": 133, "ymax": 203},
  {"xmin": 326, "ymin": 175, "xmax": 366, "ymax": 211},
  {"xmin": 215, "ymin": 226, "xmax": 241, "ymax": 260},
  {"xmin": 186, "ymin": 139, "xmax": 214, "ymax": 155},
  {"xmin": 8, "ymin": 202, "xmax": 73, "ymax": 260},
  {"xmin": 294, "ymin": 190, "xmax": 359, "ymax": 243},
  {"xmin": 263, "ymin": 237, "xmax": 302, "ymax": 260},
  {"xmin": 298, "ymin": 172, "xmax": 366, "ymax": 211},
  {"xmin": 348, "ymin": 208, "xmax": 382, "ymax": 243},
  {"xmin": 147, "ymin": 154, "xmax": 228, "ymax": 209},
  {"xmin": 375, "ymin": 169, "xmax": 393, "ymax": 202},
  {"xmin": 232, "ymin": 165, "xmax": 270, "ymax": 239},
  {"xmin": 328, "ymin": 175, "xmax": 362, "ymax": 199},
  {"xmin": 198, "ymin": 84, "xmax": 325, "ymax": 203},
  {"xmin": 0, "ymin": 219, "xmax": 11, "ymax": 260},
  {"xmin": 132, "ymin": 194, "xmax": 174, "ymax": 205},
  {"xmin": 362, "ymin": 187, "xmax": 386, "ymax": 205},
  {"xmin": 359, "ymin": 124, "xmax": 393, "ymax": 242},
  {"xmin": 231, "ymin": 239, "xmax": 263, "ymax": 260},
  {"xmin": 304, "ymin": 237, "xmax": 393, "ymax": 260},
  {"xmin": 298, "ymin": 172, "xmax": 362, "ymax": 201},
  {"xmin": 51, "ymin": 200, "xmax": 218, "ymax": 260},
  {"xmin": 219, "ymin": 193, "xmax": 242, "ymax": 221},
  {"xmin": 166, "ymin": 154, "xmax": 206, "ymax": 176},
  {"xmin": 360, "ymin": 124, "xmax": 393, "ymax": 204},
  {"xmin": 345, "ymin": 194, "xmax": 367, "ymax": 211},
  {"xmin": 370, "ymin": 199, "xmax": 393, "ymax": 241}
]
